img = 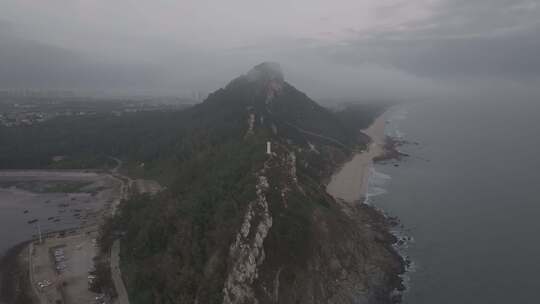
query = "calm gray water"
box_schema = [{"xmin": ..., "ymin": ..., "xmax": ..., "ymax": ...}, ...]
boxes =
[
  {"xmin": 0, "ymin": 189, "xmax": 82, "ymax": 256},
  {"xmin": 0, "ymin": 175, "xmax": 115, "ymax": 258},
  {"xmin": 370, "ymin": 99, "xmax": 540, "ymax": 304}
]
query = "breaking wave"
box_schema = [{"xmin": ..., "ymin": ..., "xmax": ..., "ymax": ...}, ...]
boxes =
[
  {"xmin": 385, "ymin": 107, "xmax": 408, "ymax": 139},
  {"xmin": 362, "ymin": 106, "xmax": 416, "ymax": 299},
  {"xmin": 364, "ymin": 167, "xmax": 391, "ymax": 204}
]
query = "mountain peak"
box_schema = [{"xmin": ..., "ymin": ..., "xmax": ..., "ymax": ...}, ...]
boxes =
[{"xmin": 246, "ymin": 62, "xmax": 284, "ymax": 83}]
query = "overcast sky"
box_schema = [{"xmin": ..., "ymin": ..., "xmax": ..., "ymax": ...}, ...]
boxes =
[{"xmin": 1, "ymin": 0, "xmax": 539, "ymax": 101}]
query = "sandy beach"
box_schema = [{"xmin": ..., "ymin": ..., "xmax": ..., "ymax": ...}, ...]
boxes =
[{"xmin": 326, "ymin": 113, "xmax": 386, "ymax": 203}]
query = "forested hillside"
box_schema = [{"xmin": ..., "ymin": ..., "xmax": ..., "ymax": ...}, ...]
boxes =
[
  {"xmin": 0, "ymin": 63, "xmax": 399, "ymax": 303},
  {"xmin": 100, "ymin": 63, "xmax": 402, "ymax": 304}
]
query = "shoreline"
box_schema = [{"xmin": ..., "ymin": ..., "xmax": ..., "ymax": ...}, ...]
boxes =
[
  {"xmin": 1, "ymin": 114, "xmax": 401, "ymax": 303},
  {"xmin": 326, "ymin": 109, "xmax": 408, "ymax": 302},
  {"xmin": 0, "ymin": 241, "xmax": 34, "ymax": 304},
  {"xmin": 0, "ymin": 168, "xmax": 132, "ymax": 304},
  {"xmin": 0, "ymin": 163, "xmax": 160, "ymax": 304},
  {"xmin": 326, "ymin": 111, "xmax": 387, "ymax": 203}
]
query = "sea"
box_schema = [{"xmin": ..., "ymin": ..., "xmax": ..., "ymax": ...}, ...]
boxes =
[
  {"xmin": 0, "ymin": 174, "xmax": 114, "ymax": 259},
  {"xmin": 0, "ymin": 189, "xmax": 81, "ymax": 256},
  {"xmin": 367, "ymin": 99, "xmax": 540, "ymax": 304}
]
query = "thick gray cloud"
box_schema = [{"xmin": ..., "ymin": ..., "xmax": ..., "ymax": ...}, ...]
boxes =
[
  {"xmin": 0, "ymin": 0, "xmax": 539, "ymax": 101},
  {"xmin": 0, "ymin": 26, "xmax": 159, "ymax": 91},
  {"xmin": 332, "ymin": 0, "xmax": 540, "ymax": 80}
]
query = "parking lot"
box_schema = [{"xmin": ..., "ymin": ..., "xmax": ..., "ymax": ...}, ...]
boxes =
[{"xmin": 31, "ymin": 230, "xmax": 104, "ymax": 304}]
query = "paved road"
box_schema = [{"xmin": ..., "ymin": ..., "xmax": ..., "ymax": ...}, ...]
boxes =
[
  {"xmin": 109, "ymin": 157, "xmax": 132, "ymax": 216},
  {"xmin": 20, "ymin": 164, "xmax": 132, "ymax": 304},
  {"xmin": 28, "ymin": 243, "xmax": 47, "ymax": 304},
  {"xmin": 109, "ymin": 158, "xmax": 130, "ymax": 304},
  {"xmin": 111, "ymin": 240, "xmax": 129, "ymax": 304}
]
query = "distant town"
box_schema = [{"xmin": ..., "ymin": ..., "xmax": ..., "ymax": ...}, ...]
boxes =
[{"xmin": 0, "ymin": 90, "xmax": 198, "ymax": 127}]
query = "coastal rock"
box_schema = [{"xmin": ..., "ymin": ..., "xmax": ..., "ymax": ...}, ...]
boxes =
[{"xmin": 373, "ymin": 137, "xmax": 409, "ymax": 163}]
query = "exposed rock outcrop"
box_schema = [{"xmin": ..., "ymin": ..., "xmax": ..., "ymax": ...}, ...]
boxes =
[
  {"xmin": 223, "ymin": 171, "xmax": 272, "ymax": 304},
  {"xmin": 223, "ymin": 64, "xmax": 404, "ymax": 304},
  {"xmin": 115, "ymin": 63, "xmax": 404, "ymax": 304}
]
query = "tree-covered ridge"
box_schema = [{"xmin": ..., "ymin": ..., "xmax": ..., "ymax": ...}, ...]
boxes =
[
  {"xmin": 105, "ymin": 64, "xmax": 400, "ymax": 303},
  {"xmin": 1, "ymin": 63, "xmax": 397, "ymax": 303},
  {"xmin": 115, "ymin": 137, "xmax": 266, "ymax": 303},
  {"xmin": 0, "ymin": 71, "xmax": 383, "ymax": 180}
]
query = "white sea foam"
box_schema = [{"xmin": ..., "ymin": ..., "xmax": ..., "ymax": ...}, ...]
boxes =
[
  {"xmin": 367, "ymin": 186, "xmax": 387, "ymax": 197},
  {"xmin": 361, "ymin": 107, "xmax": 416, "ymax": 297},
  {"xmin": 365, "ymin": 167, "xmax": 391, "ymax": 200},
  {"xmin": 385, "ymin": 107, "xmax": 408, "ymax": 139}
]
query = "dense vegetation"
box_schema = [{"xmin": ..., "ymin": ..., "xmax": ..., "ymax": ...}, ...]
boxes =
[
  {"xmin": 0, "ymin": 111, "xmax": 186, "ymax": 170},
  {"xmin": 108, "ymin": 71, "xmax": 387, "ymax": 302},
  {"xmin": 115, "ymin": 138, "xmax": 266, "ymax": 303},
  {"xmin": 0, "ymin": 65, "xmax": 391, "ymax": 303},
  {"xmin": 0, "ymin": 94, "xmax": 384, "ymax": 179},
  {"xmin": 334, "ymin": 103, "xmax": 389, "ymax": 131}
]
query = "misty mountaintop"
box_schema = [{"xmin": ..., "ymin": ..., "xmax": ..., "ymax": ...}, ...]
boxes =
[
  {"xmin": 198, "ymin": 62, "xmax": 367, "ymax": 150},
  {"xmin": 96, "ymin": 62, "xmax": 403, "ymax": 304},
  {"xmin": 0, "ymin": 62, "xmax": 382, "ymax": 172},
  {"xmin": 246, "ymin": 62, "xmax": 284, "ymax": 83},
  {"xmin": 0, "ymin": 62, "xmax": 400, "ymax": 303}
]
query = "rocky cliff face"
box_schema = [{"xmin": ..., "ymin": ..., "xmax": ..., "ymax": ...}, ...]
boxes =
[
  {"xmin": 223, "ymin": 168, "xmax": 272, "ymax": 304},
  {"xmin": 116, "ymin": 63, "xmax": 403, "ymax": 304},
  {"xmin": 218, "ymin": 63, "xmax": 404, "ymax": 304}
]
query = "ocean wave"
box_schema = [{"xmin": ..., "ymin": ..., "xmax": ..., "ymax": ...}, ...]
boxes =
[
  {"xmin": 367, "ymin": 186, "xmax": 387, "ymax": 198},
  {"xmin": 362, "ymin": 110, "xmax": 416, "ymax": 298},
  {"xmin": 365, "ymin": 167, "xmax": 391, "ymax": 200},
  {"xmin": 385, "ymin": 107, "xmax": 408, "ymax": 139}
]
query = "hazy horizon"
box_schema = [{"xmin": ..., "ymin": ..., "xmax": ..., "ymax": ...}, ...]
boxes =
[
  {"xmin": 1, "ymin": 0, "xmax": 540, "ymax": 103},
  {"xmin": 2, "ymin": 3, "xmax": 540, "ymax": 303}
]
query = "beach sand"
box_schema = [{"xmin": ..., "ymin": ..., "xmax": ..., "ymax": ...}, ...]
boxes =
[{"xmin": 326, "ymin": 113, "xmax": 386, "ymax": 203}]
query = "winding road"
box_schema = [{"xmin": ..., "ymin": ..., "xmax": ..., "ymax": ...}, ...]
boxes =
[
  {"xmin": 111, "ymin": 241, "xmax": 129, "ymax": 304},
  {"xmin": 108, "ymin": 157, "xmax": 131, "ymax": 304}
]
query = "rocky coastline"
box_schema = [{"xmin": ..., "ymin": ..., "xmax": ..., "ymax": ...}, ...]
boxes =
[
  {"xmin": 326, "ymin": 111, "xmax": 407, "ymax": 303},
  {"xmin": 373, "ymin": 137, "xmax": 411, "ymax": 164}
]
